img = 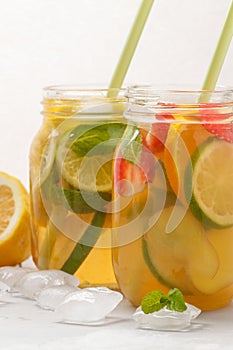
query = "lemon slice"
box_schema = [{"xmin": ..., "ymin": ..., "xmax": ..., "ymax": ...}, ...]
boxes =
[
  {"xmin": 39, "ymin": 132, "xmax": 58, "ymax": 186},
  {"xmin": 186, "ymin": 138, "xmax": 233, "ymax": 227},
  {"xmin": 0, "ymin": 172, "xmax": 31, "ymax": 265},
  {"xmin": 56, "ymin": 146, "xmax": 112, "ymax": 192}
]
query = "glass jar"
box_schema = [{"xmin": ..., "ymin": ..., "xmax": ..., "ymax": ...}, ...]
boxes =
[
  {"xmin": 112, "ymin": 86, "xmax": 233, "ymax": 310},
  {"xmin": 30, "ymin": 86, "xmax": 126, "ymax": 289}
]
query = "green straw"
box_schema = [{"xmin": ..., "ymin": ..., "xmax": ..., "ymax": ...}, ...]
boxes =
[
  {"xmin": 201, "ymin": 0, "xmax": 233, "ymax": 93},
  {"xmin": 108, "ymin": 0, "xmax": 154, "ymax": 96}
]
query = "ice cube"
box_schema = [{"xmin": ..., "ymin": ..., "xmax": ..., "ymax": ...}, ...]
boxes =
[
  {"xmin": 0, "ymin": 266, "xmax": 28, "ymax": 289},
  {"xmin": 16, "ymin": 270, "xmax": 79, "ymax": 299},
  {"xmin": 132, "ymin": 303, "xmax": 201, "ymax": 331},
  {"xmin": 56, "ymin": 287, "xmax": 123, "ymax": 324},
  {"xmin": 37, "ymin": 285, "xmax": 78, "ymax": 310}
]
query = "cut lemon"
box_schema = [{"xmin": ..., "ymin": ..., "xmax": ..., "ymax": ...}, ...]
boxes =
[
  {"xmin": 56, "ymin": 146, "xmax": 112, "ymax": 193},
  {"xmin": 0, "ymin": 172, "xmax": 31, "ymax": 266},
  {"xmin": 185, "ymin": 138, "xmax": 233, "ymax": 228}
]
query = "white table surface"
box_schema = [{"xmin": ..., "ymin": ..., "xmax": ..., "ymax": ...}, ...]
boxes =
[
  {"xmin": 1, "ymin": 296, "xmax": 233, "ymax": 350},
  {"xmin": 0, "ymin": 260, "xmax": 233, "ymax": 350}
]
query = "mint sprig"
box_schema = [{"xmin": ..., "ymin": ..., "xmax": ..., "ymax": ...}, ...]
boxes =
[
  {"xmin": 141, "ymin": 290, "xmax": 168, "ymax": 314},
  {"xmin": 70, "ymin": 123, "xmax": 126, "ymax": 157},
  {"xmin": 166, "ymin": 288, "xmax": 187, "ymax": 312},
  {"xmin": 141, "ymin": 288, "xmax": 187, "ymax": 314}
]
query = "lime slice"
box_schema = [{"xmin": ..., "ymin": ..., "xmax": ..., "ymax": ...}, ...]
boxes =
[
  {"xmin": 55, "ymin": 124, "xmax": 121, "ymax": 192},
  {"xmin": 186, "ymin": 137, "xmax": 233, "ymax": 228},
  {"xmin": 56, "ymin": 146, "xmax": 112, "ymax": 192}
]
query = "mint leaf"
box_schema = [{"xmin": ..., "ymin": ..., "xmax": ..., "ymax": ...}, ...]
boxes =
[
  {"xmin": 70, "ymin": 123, "xmax": 126, "ymax": 157},
  {"xmin": 166, "ymin": 288, "xmax": 187, "ymax": 312},
  {"xmin": 141, "ymin": 288, "xmax": 187, "ymax": 314},
  {"xmin": 141, "ymin": 290, "xmax": 168, "ymax": 314},
  {"xmin": 121, "ymin": 125, "xmax": 142, "ymax": 164}
]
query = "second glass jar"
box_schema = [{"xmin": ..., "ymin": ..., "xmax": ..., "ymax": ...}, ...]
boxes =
[{"xmin": 112, "ymin": 86, "xmax": 233, "ymax": 310}]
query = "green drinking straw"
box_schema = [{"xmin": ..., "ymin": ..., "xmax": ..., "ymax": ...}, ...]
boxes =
[
  {"xmin": 201, "ymin": 0, "xmax": 233, "ymax": 95},
  {"xmin": 108, "ymin": 0, "xmax": 154, "ymax": 96}
]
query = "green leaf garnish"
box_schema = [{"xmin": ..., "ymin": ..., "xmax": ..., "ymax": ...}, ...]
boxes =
[
  {"xmin": 70, "ymin": 123, "xmax": 126, "ymax": 157},
  {"xmin": 141, "ymin": 288, "xmax": 187, "ymax": 314},
  {"xmin": 141, "ymin": 290, "xmax": 167, "ymax": 314},
  {"xmin": 166, "ymin": 288, "xmax": 187, "ymax": 312}
]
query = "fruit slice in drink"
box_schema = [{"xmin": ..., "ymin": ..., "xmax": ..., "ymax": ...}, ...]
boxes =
[
  {"xmin": 185, "ymin": 137, "xmax": 233, "ymax": 228},
  {"xmin": 113, "ymin": 235, "xmax": 166, "ymax": 307},
  {"xmin": 56, "ymin": 123, "xmax": 125, "ymax": 192},
  {"xmin": 57, "ymin": 150, "xmax": 112, "ymax": 193},
  {"xmin": 203, "ymin": 226, "xmax": 233, "ymax": 294},
  {"xmin": 182, "ymin": 136, "xmax": 233, "ymax": 295},
  {"xmin": 163, "ymin": 123, "xmax": 211, "ymax": 203},
  {"xmin": 201, "ymin": 103, "xmax": 233, "ymax": 143},
  {"xmin": 48, "ymin": 211, "xmax": 95, "ymax": 269},
  {"xmin": 143, "ymin": 206, "xmax": 219, "ymax": 294}
]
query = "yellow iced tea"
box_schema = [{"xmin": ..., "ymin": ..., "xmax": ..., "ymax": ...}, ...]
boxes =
[
  {"xmin": 30, "ymin": 87, "xmax": 126, "ymax": 288},
  {"xmin": 113, "ymin": 87, "xmax": 233, "ymax": 310}
]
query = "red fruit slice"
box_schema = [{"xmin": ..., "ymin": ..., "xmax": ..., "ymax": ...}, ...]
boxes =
[
  {"xmin": 115, "ymin": 148, "xmax": 155, "ymax": 197},
  {"xmin": 201, "ymin": 103, "xmax": 233, "ymax": 143},
  {"xmin": 114, "ymin": 157, "xmax": 147, "ymax": 197},
  {"xmin": 142, "ymin": 113, "xmax": 173, "ymax": 155}
]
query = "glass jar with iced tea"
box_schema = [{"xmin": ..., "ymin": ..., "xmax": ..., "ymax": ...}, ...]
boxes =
[
  {"xmin": 30, "ymin": 86, "xmax": 126, "ymax": 289},
  {"xmin": 113, "ymin": 86, "xmax": 233, "ymax": 310}
]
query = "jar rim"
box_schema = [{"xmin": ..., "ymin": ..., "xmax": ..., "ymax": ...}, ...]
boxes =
[
  {"xmin": 127, "ymin": 85, "xmax": 233, "ymax": 95},
  {"xmin": 126, "ymin": 85, "xmax": 233, "ymax": 110},
  {"xmin": 43, "ymin": 85, "xmax": 126, "ymax": 100},
  {"xmin": 124, "ymin": 85, "xmax": 233, "ymax": 123}
]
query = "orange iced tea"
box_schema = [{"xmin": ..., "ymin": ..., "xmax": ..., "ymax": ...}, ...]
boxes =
[
  {"xmin": 113, "ymin": 87, "xmax": 233, "ymax": 310},
  {"xmin": 30, "ymin": 86, "xmax": 126, "ymax": 288}
]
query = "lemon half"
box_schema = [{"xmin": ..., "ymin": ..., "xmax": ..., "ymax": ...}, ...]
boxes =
[{"xmin": 0, "ymin": 172, "xmax": 31, "ymax": 266}]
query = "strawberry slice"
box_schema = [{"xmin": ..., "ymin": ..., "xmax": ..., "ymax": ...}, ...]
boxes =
[
  {"xmin": 201, "ymin": 103, "xmax": 233, "ymax": 143},
  {"xmin": 142, "ymin": 114, "xmax": 172, "ymax": 155},
  {"xmin": 115, "ymin": 147, "xmax": 155, "ymax": 197},
  {"xmin": 114, "ymin": 157, "xmax": 147, "ymax": 197}
]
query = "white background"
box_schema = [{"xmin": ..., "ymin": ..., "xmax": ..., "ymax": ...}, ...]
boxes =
[{"xmin": 0, "ymin": 0, "xmax": 232, "ymax": 187}]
